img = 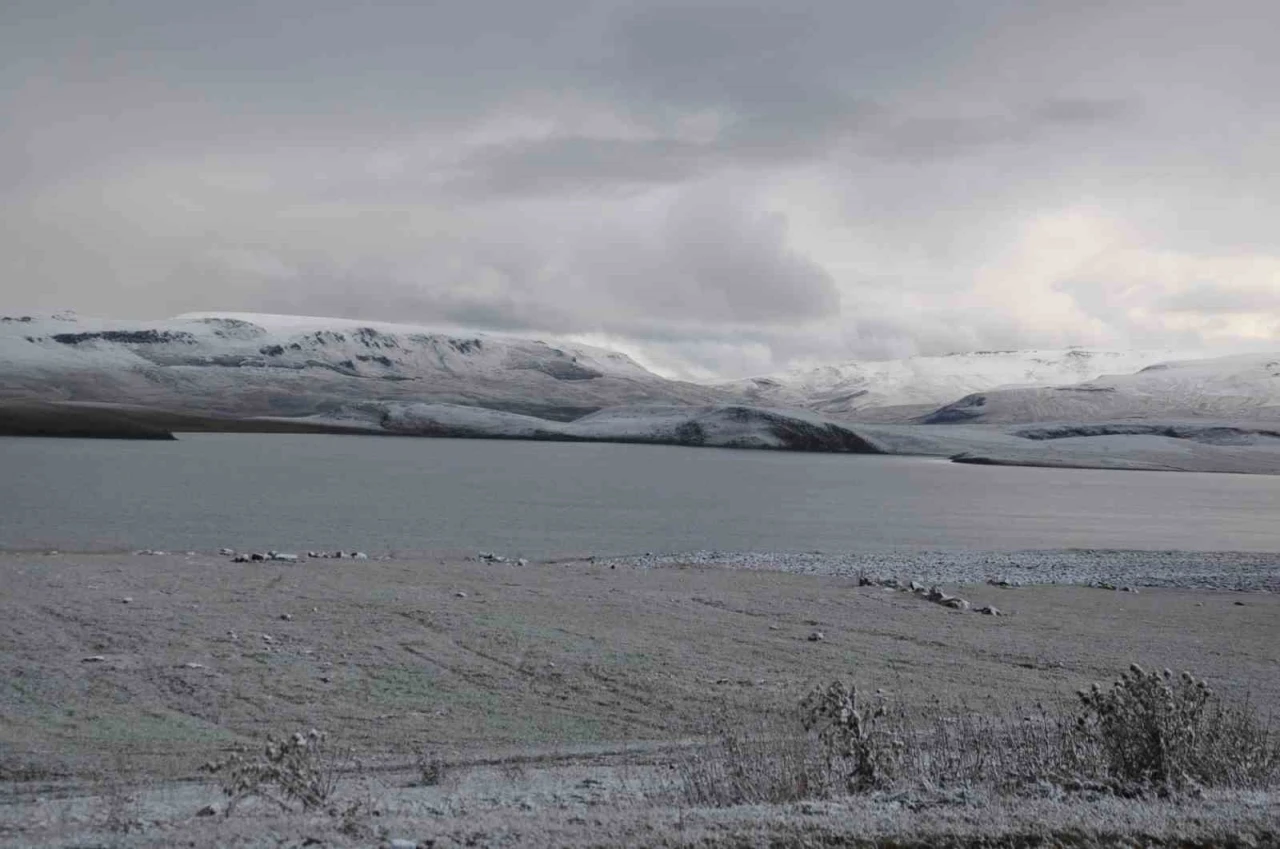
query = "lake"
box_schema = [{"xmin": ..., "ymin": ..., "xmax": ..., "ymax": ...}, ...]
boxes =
[{"xmin": 2, "ymin": 434, "xmax": 1279, "ymax": 557}]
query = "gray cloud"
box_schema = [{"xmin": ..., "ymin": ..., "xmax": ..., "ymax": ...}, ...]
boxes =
[
  {"xmin": 2, "ymin": 0, "xmax": 1279, "ymax": 378},
  {"xmin": 575, "ymin": 185, "xmax": 842, "ymax": 324},
  {"xmin": 452, "ymin": 138, "xmax": 715, "ymax": 197},
  {"xmin": 1157, "ymin": 285, "xmax": 1280, "ymax": 315}
]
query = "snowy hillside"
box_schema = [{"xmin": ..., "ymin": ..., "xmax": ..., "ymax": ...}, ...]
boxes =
[
  {"xmin": 924, "ymin": 353, "xmax": 1280, "ymax": 424},
  {"xmin": 359, "ymin": 402, "xmax": 879, "ymax": 452},
  {"xmin": 0, "ymin": 312, "xmax": 1216, "ymax": 424},
  {"xmin": 721, "ymin": 349, "xmax": 1195, "ymax": 419},
  {"xmin": 0, "ymin": 311, "xmax": 726, "ymax": 419}
]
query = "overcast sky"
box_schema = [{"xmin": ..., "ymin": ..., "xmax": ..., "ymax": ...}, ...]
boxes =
[{"xmin": 3, "ymin": 1, "xmax": 1279, "ymax": 378}]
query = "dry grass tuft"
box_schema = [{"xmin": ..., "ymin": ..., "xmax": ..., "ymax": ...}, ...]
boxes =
[
  {"xmin": 415, "ymin": 748, "xmax": 449, "ymax": 787},
  {"xmin": 674, "ymin": 709, "xmax": 829, "ymax": 806}
]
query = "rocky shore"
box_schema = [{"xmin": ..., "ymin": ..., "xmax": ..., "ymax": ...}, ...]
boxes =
[{"xmin": 596, "ymin": 548, "xmax": 1280, "ymax": 592}]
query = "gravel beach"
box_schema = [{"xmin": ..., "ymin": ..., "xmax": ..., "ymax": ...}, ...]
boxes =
[{"xmin": 596, "ymin": 548, "xmax": 1280, "ymax": 592}]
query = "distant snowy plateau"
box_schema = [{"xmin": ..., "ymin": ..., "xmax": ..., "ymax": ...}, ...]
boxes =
[{"xmin": 3, "ymin": 311, "xmax": 1280, "ymax": 473}]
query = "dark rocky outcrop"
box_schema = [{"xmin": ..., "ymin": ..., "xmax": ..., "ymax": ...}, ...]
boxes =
[
  {"xmin": 50, "ymin": 330, "xmax": 197, "ymax": 345},
  {"xmin": 919, "ymin": 394, "xmax": 987, "ymax": 424}
]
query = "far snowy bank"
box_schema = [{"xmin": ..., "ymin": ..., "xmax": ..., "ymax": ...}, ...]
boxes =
[
  {"xmin": 854, "ymin": 420, "xmax": 1280, "ymax": 475},
  {"xmin": 363, "ymin": 402, "xmax": 1280, "ymax": 473},
  {"xmin": 373, "ymin": 402, "xmax": 880, "ymax": 452},
  {"xmin": 7, "ymin": 397, "xmax": 1280, "ymax": 474}
]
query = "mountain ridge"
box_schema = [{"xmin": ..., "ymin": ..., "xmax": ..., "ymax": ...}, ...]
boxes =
[
  {"xmin": 718, "ymin": 347, "xmax": 1202, "ymax": 418},
  {"xmin": 6, "ymin": 311, "xmax": 1280, "ymax": 472}
]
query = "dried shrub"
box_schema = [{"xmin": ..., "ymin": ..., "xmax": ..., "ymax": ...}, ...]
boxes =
[
  {"xmin": 799, "ymin": 680, "xmax": 901, "ymax": 792},
  {"xmin": 202, "ymin": 729, "xmax": 346, "ymax": 814},
  {"xmin": 1075, "ymin": 664, "xmax": 1279, "ymax": 791}
]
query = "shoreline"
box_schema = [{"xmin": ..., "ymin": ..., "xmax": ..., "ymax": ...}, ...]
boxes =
[{"xmin": 2, "ymin": 545, "xmax": 1277, "ymax": 591}]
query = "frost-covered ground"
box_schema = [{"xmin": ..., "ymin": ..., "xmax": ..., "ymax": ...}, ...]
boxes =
[{"xmin": 1, "ymin": 551, "xmax": 1277, "ymax": 848}]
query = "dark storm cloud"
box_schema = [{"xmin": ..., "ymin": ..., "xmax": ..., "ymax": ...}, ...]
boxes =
[{"xmin": 2, "ymin": 0, "xmax": 1279, "ymax": 377}]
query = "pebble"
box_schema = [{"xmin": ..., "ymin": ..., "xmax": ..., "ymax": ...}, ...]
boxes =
[
  {"xmin": 807, "ymin": 630, "xmax": 825, "ymax": 642},
  {"xmin": 219, "ymin": 548, "xmax": 235, "ymax": 556},
  {"xmin": 976, "ymin": 605, "xmax": 1002, "ymax": 616},
  {"xmin": 593, "ymin": 550, "xmax": 1280, "ymax": 592},
  {"xmin": 454, "ymin": 591, "xmax": 468, "ymax": 598},
  {"xmin": 81, "ymin": 655, "xmax": 106, "ymax": 663},
  {"xmin": 120, "ymin": 597, "xmax": 133, "ymax": 604},
  {"xmin": 280, "ymin": 613, "xmax": 293, "ymax": 621}
]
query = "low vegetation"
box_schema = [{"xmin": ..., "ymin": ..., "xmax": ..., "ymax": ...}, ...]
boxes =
[
  {"xmin": 201, "ymin": 729, "xmax": 346, "ymax": 815},
  {"xmin": 677, "ymin": 664, "xmax": 1279, "ymax": 807}
]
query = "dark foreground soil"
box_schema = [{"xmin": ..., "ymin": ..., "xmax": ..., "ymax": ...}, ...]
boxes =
[{"xmin": 1, "ymin": 552, "xmax": 1277, "ymax": 847}]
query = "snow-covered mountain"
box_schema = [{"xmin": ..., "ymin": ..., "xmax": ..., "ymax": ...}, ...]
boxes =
[
  {"xmin": 0, "ymin": 311, "xmax": 727, "ymax": 420},
  {"xmin": 720, "ymin": 349, "xmax": 1197, "ymax": 419},
  {"xmin": 6, "ymin": 311, "xmax": 1280, "ymax": 471},
  {"xmin": 924, "ymin": 353, "xmax": 1280, "ymax": 424},
  {"xmin": 4, "ymin": 308, "xmax": 1278, "ymax": 430}
]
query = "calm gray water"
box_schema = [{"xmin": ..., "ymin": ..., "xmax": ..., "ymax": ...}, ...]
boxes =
[{"xmin": 2, "ymin": 434, "xmax": 1279, "ymax": 557}]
